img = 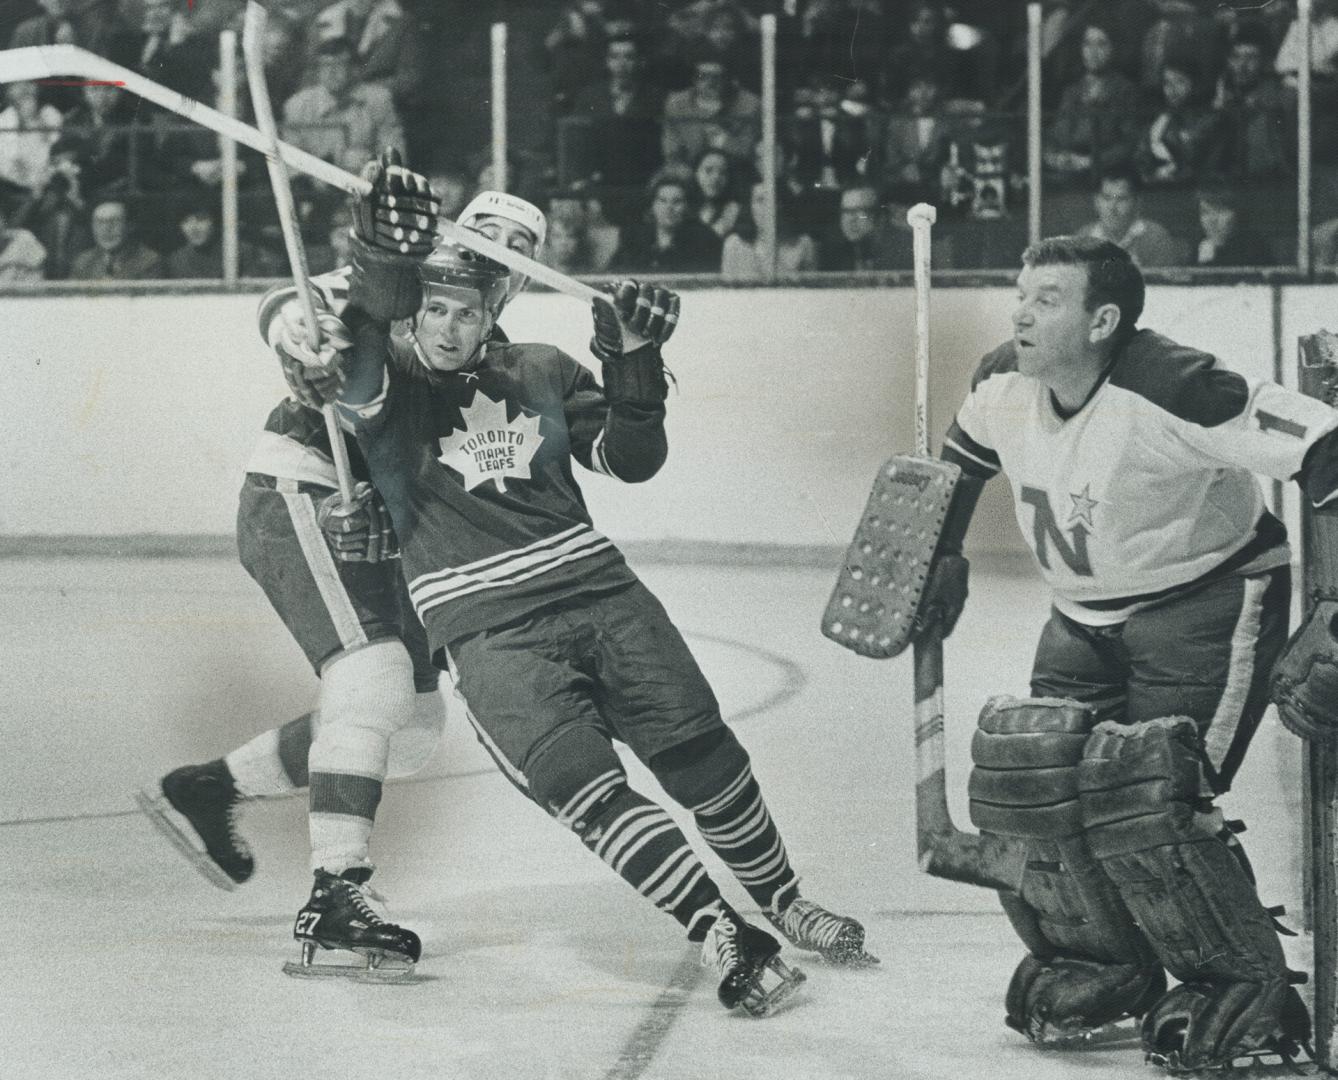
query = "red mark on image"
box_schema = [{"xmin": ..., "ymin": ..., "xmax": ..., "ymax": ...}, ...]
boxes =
[{"xmin": 37, "ymin": 79, "xmax": 126, "ymax": 86}]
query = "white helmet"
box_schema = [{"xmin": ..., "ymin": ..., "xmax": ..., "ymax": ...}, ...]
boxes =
[{"xmin": 458, "ymin": 190, "xmax": 548, "ymax": 257}]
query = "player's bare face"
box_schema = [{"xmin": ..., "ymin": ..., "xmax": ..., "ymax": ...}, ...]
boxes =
[
  {"xmin": 1012, "ymin": 264, "xmax": 1096, "ymax": 381},
  {"xmin": 417, "ymin": 291, "xmax": 488, "ymax": 372},
  {"xmin": 467, "ymin": 215, "xmax": 537, "ymax": 298}
]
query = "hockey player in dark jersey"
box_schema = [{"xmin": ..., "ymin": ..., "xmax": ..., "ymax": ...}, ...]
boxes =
[
  {"xmin": 137, "ymin": 183, "xmax": 549, "ymax": 977},
  {"xmin": 281, "ymin": 157, "xmax": 876, "ymax": 1014},
  {"xmin": 916, "ymin": 235, "xmax": 1332, "ymax": 1070}
]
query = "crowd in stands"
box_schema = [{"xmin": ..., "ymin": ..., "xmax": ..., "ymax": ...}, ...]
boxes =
[{"xmin": 0, "ymin": 0, "xmax": 1334, "ymax": 282}]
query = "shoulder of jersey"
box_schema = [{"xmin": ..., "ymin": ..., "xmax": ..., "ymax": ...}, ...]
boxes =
[
  {"xmin": 256, "ymin": 267, "xmax": 353, "ymax": 337},
  {"xmin": 1109, "ymin": 329, "xmax": 1247, "ymax": 427},
  {"xmin": 971, "ymin": 340, "xmax": 1019, "ymax": 391}
]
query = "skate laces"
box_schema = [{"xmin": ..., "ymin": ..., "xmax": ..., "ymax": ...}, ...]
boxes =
[
  {"xmin": 778, "ymin": 899, "xmax": 851, "ymax": 951},
  {"xmin": 701, "ymin": 915, "xmax": 741, "ymax": 974},
  {"xmin": 335, "ymin": 877, "xmax": 386, "ymax": 925}
]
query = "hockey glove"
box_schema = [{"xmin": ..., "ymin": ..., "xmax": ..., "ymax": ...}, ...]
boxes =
[
  {"xmin": 591, "ymin": 280, "xmax": 678, "ymax": 403},
  {"xmin": 267, "ymin": 298, "xmax": 355, "ymax": 409},
  {"xmin": 1271, "ymin": 598, "xmax": 1338, "ymax": 741},
  {"xmin": 348, "ymin": 149, "xmax": 439, "ymax": 322},
  {"xmin": 317, "ymin": 481, "xmax": 399, "ymax": 563},
  {"xmin": 913, "ymin": 552, "xmax": 969, "ymax": 641}
]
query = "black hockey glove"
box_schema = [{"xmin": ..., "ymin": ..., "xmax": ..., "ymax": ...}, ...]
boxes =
[
  {"xmin": 348, "ymin": 150, "xmax": 439, "ymax": 322},
  {"xmin": 317, "ymin": 481, "xmax": 399, "ymax": 563},
  {"xmin": 591, "ymin": 280, "xmax": 678, "ymax": 403},
  {"xmin": 912, "ymin": 552, "xmax": 969, "ymax": 641},
  {"xmin": 1271, "ymin": 598, "xmax": 1338, "ymax": 741}
]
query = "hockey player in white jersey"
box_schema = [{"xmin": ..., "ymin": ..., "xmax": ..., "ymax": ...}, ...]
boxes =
[
  {"xmin": 137, "ymin": 178, "xmax": 547, "ymax": 978},
  {"xmin": 916, "ymin": 235, "xmax": 1328, "ymax": 1071}
]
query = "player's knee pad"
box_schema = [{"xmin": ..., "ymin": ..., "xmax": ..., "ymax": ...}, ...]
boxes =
[
  {"xmin": 525, "ymin": 725, "xmax": 627, "ymax": 839},
  {"xmin": 969, "ymin": 696, "xmax": 1162, "ymax": 1042},
  {"xmin": 1078, "ymin": 716, "xmax": 1307, "ymax": 1071},
  {"xmin": 649, "ymin": 727, "xmax": 745, "ymax": 810},
  {"xmin": 310, "ymin": 640, "xmax": 416, "ymax": 781},
  {"xmin": 386, "ymin": 689, "xmax": 447, "ymax": 778}
]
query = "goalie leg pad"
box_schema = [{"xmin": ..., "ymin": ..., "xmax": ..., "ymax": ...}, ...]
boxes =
[
  {"xmin": 968, "ymin": 696, "xmax": 1163, "ymax": 1041},
  {"xmin": 1078, "ymin": 716, "xmax": 1305, "ymax": 1071}
]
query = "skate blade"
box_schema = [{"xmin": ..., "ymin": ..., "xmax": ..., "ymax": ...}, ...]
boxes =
[
  {"xmin": 1031, "ymin": 1019, "xmax": 1141, "ymax": 1051},
  {"xmin": 283, "ymin": 949, "xmax": 424, "ymax": 985},
  {"xmin": 740, "ymin": 957, "xmax": 807, "ymax": 1018},
  {"xmin": 1146, "ymin": 1041, "xmax": 1316, "ymax": 1076},
  {"xmin": 820, "ymin": 945, "xmax": 880, "ymax": 968},
  {"xmin": 134, "ymin": 787, "xmax": 238, "ymax": 892}
]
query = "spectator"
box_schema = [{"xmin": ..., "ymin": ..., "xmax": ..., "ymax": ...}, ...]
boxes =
[
  {"xmin": 1312, "ymin": 211, "xmax": 1338, "ymax": 270},
  {"xmin": 785, "ymin": 71, "xmax": 877, "ymax": 201},
  {"xmin": 567, "ymin": 32, "xmax": 665, "ymax": 225},
  {"xmin": 429, "ymin": 167, "xmax": 471, "ymax": 227},
  {"xmin": 110, "ymin": 0, "xmax": 214, "ymax": 102},
  {"xmin": 542, "ymin": 211, "xmax": 596, "ymax": 275},
  {"xmin": 1078, "ymin": 167, "xmax": 1187, "ymax": 266},
  {"xmin": 17, "ymin": 139, "xmax": 89, "ymax": 279},
  {"xmin": 60, "ymin": 79, "xmax": 145, "ymax": 203},
  {"xmin": 661, "ymin": 50, "xmax": 760, "ymax": 169},
  {"xmin": 1194, "ymin": 186, "xmax": 1274, "ymax": 266},
  {"xmin": 282, "ymin": 36, "xmax": 404, "ymax": 173},
  {"xmin": 164, "ymin": 202, "xmax": 280, "ymax": 279},
  {"xmin": 609, "ymin": 169, "xmax": 722, "ymax": 273},
  {"xmin": 69, "ymin": 198, "xmax": 163, "ymax": 280},
  {"xmin": 555, "ymin": 189, "xmax": 622, "ymax": 271},
  {"xmin": 1137, "ymin": 0, "xmax": 1228, "ymax": 97},
  {"xmin": 786, "ymin": 0, "xmax": 891, "ymax": 105},
  {"xmin": 544, "ymin": 0, "xmax": 617, "ymax": 114},
  {"xmin": 311, "ymin": 0, "xmax": 404, "ymax": 87},
  {"xmin": 1213, "ymin": 20, "xmax": 1295, "ymax": 180},
  {"xmin": 817, "ymin": 183, "xmax": 902, "ymax": 271},
  {"xmin": 0, "ymin": 193, "xmax": 47, "ymax": 282},
  {"xmin": 1275, "ymin": 0, "xmax": 1338, "ymax": 82},
  {"xmin": 1135, "ymin": 55, "xmax": 1223, "ymax": 187},
  {"xmin": 721, "ymin": 181, "xmax": 818, "ymax": 280},
  {"xmin": 880, "ymin": 73, "xmax": 952, "ymax": 204},
  {"xmin": 9, "ymin": 0, "xmax": 84, "ymax": 110},
  {"xmin": 0, "ymin": 81, "xmax": 61, "ymax": 197},
  {"xmin": 691, "ymin": 146, "xmax": 741, "ymax": 239},
  {"xmin": 1045, "ymin": 22, "xmax": 1143, "ymax": 187},
  {"xmin": 259, "ymin": 10, "xmax": 306, "ymax": 112},
  {"xmin": 881, "ymin": 1, "xmax": 983, "ymax": 107}
]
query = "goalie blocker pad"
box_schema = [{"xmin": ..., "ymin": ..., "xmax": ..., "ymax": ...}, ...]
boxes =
[
  {"xmin": 1078, "ymin": 717, "xmax": 1310, "ymax": 1071},
  {"xmin": 968, "ymin": 697, "xmax": 1164, "ymax": 1042},
  {"xmin": 822, "ymin": 455, "xmax": 960, "ymax": 659}
]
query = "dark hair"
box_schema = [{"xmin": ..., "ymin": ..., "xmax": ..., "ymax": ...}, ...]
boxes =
[
  {"xmin": 1022, "ymin": 235, "xmax": 1144, "ymax": 344},
  {"xmin": 1232, "ymin": 21, "xmax": 1273, "ymax": 55},
  {"xmin": 1095, "ymin": 164, "xmax": 1141, "ymax": 194}
]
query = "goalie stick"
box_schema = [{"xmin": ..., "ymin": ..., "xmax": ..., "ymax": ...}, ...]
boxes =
[{"xmin": 0, "ymin": 44, "xmax": 600, "ymax": 305}]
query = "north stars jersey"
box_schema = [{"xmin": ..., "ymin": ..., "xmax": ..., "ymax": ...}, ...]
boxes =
[
  {"xmin": 943, "ymin": 329, "xmax": 1338, "ymax": 624},
  {"xmin": 345, "ymin": 337, "xmax": 666, "ymax": 648}
]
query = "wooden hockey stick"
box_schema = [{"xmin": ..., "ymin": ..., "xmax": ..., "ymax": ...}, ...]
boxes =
[
  {"xmin": 241, "ymin": 2, "xmax": 354, "ymax": 504},
  {"xmin": 906, "ymin": 204, "xmax": 1028, "ymax": 892},
  {"xmin": 0, "ymin": 44, "xmax": 600, "ymax": 305}
]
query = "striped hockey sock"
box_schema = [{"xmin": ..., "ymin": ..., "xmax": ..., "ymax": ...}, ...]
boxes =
[
  {"xmin": 691, "ymin": 763, "xmax": 799, "ymax": 914},
  {"xmin": 561, "ymin": 769, "xmax": 724, "ymax": 940}
]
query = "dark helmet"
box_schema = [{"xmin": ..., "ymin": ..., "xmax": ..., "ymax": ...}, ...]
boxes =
[{"xmin": 419, "ymin": 241, "xmax": 510, "ymax": 317}]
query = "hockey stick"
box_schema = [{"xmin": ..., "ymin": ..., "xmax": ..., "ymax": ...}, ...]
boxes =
[
  {"xmin": 0, "ymin": 44, "xmax": 601, "ymax": 305},
  {"xmin": 241, "ymin": 3, "xmax": 354, "ymax": 504},
  {"xmin": 906, "ymin": 204, "xmax": 1028, "ymax": 892}
]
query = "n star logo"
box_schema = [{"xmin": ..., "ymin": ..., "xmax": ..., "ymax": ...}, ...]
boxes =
[
  {"xmin": 437, "ymin": 391, "xmax": 544, "ymax": 492},
  {"xmin": 1067, "ymin": 483, "xmax": 1098, "ymax": 528}
]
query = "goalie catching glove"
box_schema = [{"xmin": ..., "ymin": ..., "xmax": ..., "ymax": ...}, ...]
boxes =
[
  {"xmin": 317, "ymin": 481, "xmax": 399, "ymax": 563},
  {"xmin": 1271, "ymin": 599, "xmax": 1338, "ymax": 742},
  {"xmin": 591, "ymin": 280, "xmax": 679, "ymax": 404},
  {"xmin": 348, "ymin": 150, "xmax": 439, "ymax": 321}
]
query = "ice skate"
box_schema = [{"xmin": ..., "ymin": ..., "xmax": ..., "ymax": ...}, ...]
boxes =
[
  {"xmin": 701, "ymin": 909, "xmax": 806, "ymax": 1017},
  {"xmin": 283, "ymin": 868, "xmax": 422, "ymax": 983},
  {"xmin": 135, "ymin": 759, "xmax": 254, "ymax": 890},
  {"xmin": 766, "ymin": 897, "xmax": 879, "ymax": 967}
]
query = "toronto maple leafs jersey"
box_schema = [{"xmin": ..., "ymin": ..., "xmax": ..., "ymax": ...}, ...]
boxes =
[
  {"xmin": 942, "ymin": 330, "xmax": 1338, "ymax": 625},
  {"xmin": 344, "ymin": 336, "xmax": 666, "ymax": 647}
]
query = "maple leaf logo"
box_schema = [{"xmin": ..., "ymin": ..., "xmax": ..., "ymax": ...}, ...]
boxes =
[{"xmin": 437, "ymin": 390, "xmax": 544, "ymax": 492}]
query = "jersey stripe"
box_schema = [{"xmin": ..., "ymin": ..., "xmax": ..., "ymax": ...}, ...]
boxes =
[
  {"xmin": 277, "ymin": 479, "xmax": 369, "ymax": 651},
  {"xmin": 943, "ymin": 422, "xmax": 1001, "ymax": 477},
  {"xmin": 1203, "ymin": 573, "xmax": 1268, "ymax": 772},
  {"xmin": 408, "ymin": 525, "xmax": 615, "ymax": 619}
]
